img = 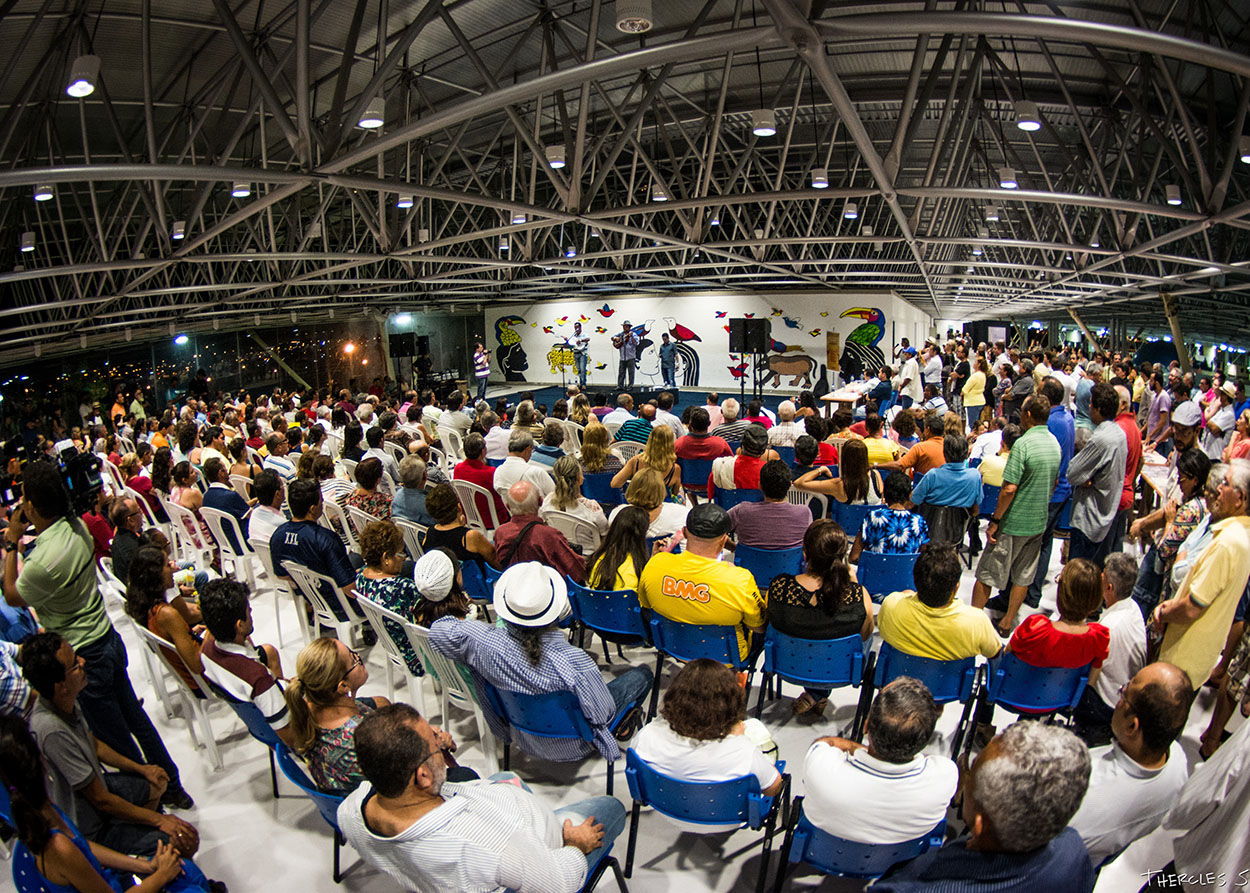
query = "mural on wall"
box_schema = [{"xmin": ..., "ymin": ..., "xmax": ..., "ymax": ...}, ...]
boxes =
[
  {"xmin": 485, "ymin": 293, "xmax": 929, "ymax": 390},
  {"xmin": 494, "ymin": 315, "xmax": 529, "ymax": 381}
]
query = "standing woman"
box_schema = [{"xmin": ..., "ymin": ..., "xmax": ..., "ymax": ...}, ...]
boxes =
[
  {"xmin": 962, "ymin": 355, "xmax": 988, "ymax": 430},
  {"xmin": 473, "ymin": 342, "xmax": 491, "ymax": 403}
]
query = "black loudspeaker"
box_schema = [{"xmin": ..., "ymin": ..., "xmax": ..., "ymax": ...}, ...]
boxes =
[
  {"xmin": 729, "ymin": 318, "xmax": 771, "ymax": 353},
  {"xmin": 389, "ymin": 333, "xmax": 416, "ymax": 355},
  {"xmin": 415, "ymin": 335, "xmax": 431, "ymax": 355}
]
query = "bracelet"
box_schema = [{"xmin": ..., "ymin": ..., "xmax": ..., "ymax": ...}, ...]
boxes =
[{"xmin": 990, "ymin": 517, "xmax": 1001, "ymax": 523}]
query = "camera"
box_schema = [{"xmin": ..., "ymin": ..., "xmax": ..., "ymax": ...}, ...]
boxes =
[{"xmin": 57, "ymin": 445, "xmax": 104, "ymax": 517}]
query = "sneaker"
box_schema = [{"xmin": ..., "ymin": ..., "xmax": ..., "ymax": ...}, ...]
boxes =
[{"xmin": 161, "ymin": 787, "xmax": 195, "ymax": 811}]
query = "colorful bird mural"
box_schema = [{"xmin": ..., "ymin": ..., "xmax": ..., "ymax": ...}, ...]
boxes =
[
  {"xmin": 808, "ymin": 328, "xmax": 822, "ymax": 337},
  {"xmin": 578, "ymin": 314, "xmax": 591, "ymax": 323},
  {"xmin": 662, "ymin": 317, "xmax": 702, "ymax": 343},
  {"xmin": 594, "ymin": 362, "xmax": 608, "ymax": 370},
  {"xmin": 839, "ymin": 307, "xmax": 887, "ymax": 380},
  {"xmin": 542, "ymin": 326, "xmax": 554, "ymax": 334},
  {"xmin": 819, "ymin": 311, "xmax": 830, "ymax": 317},
  {"xmin": 744, "ymin": 312, "xmax": 755, "ymax": 318},
  {"xmin": 782, "ymin": 316, "xmax": 802, "ymax": 330},
  {"xmin": 770, "ymin": 307, "xmax": 784, "ymax": 317},
  {"xmin": 770, "ymin": 338, "xmax": 803, "ymax": 353},
  {"xmin": 555, "ymin": 316, "xmax": 569, "ymax": 326},
  {"xmin": 494, "ymin": 315, "xmax": 529, "ymax": 381},
  {"xmin": 597, "ymin": 303, "xmax": 616, "ymax": 317},
  {"xmin": 714, "ymin": 310, "xmax": 727, "ymax": 318},
  {"xmin": 728, "ymin": 360, "xmax": 750, "ymax": 379},
  {"xmin": 594, "ymin": 326, "xmax": 608, "ymax": 334}
]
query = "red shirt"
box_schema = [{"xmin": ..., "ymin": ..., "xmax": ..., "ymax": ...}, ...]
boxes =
[
  {"xmin": 733, "ymin": 455, "xmax": 767, "ymax": 489},
  {"xmin": 80, "ymin": 511, "xmax": 114, "ymax": 564},
  {"xmin": 849, "ymin": 421, "xmax": 869, "ymax": 437},
  {"xmin": 743, "ymin": 414, "xmax": 772, "ymax": 430},
  {"xmin": 1009, "ymin": 614, "xmax": 1109, "ymax": 669},
  {"xmin": 675, "ymin": 433, "xmax": 733, "ymax": 461},
  {"xmin": 452, "ymin": 459, "xmax": 510, "ymax": 527},
  {"xmin": 1115, "ymin": 411, "xmax": 1143, "ymax": 511},
  {"xmin": 816, "ymin": 442, "xmax": 838, "ymax": 465}
]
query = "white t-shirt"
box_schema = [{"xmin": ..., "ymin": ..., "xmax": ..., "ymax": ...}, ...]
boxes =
[
  {"xmin": 539, "ymin": 493, "xmax": 609, "ymax": 534},
  {"xmin": 633, "ymin": 718, "xmax": 780, "ymax": 832},
  {"xmin": 1092, "ymin": 598, "xmax": 1147, "ymax": 709},
  {"xmin": 608, "ymin": 502, "xmax": 689, "ymax": 540},
  {"xmin": 802, "ymin": 741, "xmax": 957, "ymax": 844}
]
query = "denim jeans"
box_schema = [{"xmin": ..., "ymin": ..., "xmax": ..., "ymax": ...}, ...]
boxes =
[
  {"xmin": 1068, "ymin": 525, "xmax": 1112, "ymax": 568},
  {"xmin": 89, "ymin": 772, "xmax": 169, "ymax": 856},
  {"xmin": 606, "ymin": 666, "xmax": 654, "ymax": 717},
  {"xmin": 476, "ymin": 375, "xmax": 488, "ymax": 402},
  {"xmin": 575, "ymin": 353, "xmax": 588, "ymax": 389},
  {"xmin": 661, "ymin": 364, "xmax": 676, "ymax": 388},
  {"xmin": 899, "ymin": 395, "xmax": 914, "ymax": 409},
  {"xmin": 1027, "ymin": 498, "xmax": 1070, "ymax": 608},
  {"xmin": 618, "ymin": 359, "xmax": 635, "ymax": 389},
  {"xmin": 77, "ymin": 627, "xmax": 183, "ymax": 791}
]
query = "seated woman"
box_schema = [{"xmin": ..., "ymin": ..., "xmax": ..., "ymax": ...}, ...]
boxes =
[
  {"xmin": 169, "ymin": 461, "xmax": 216, "ymax": 565},
  {"xmin": 355, "ymin": 520, "xmax": 424, "ymax": 677},
  {"xmin": 412, "ymin": 548, "xmax": 478, "ymax": 628},
  {"xmin": 285, "ymin": 637, "xmax": 391, "ymax": 795},
  {"xmin": 420, "ymin": 482, "xmax": 498, "ymax": 571},
  {"xmin": 766, "ymin": 521, "xmax": 874, "ymax": 716},
  {"xmin": 826, "ymin": 408, "xmax": 857, "ymax": 441},
  {"xmin": 119, "ymin": 453, "xmax": 164, "ymax": 521},
  {"xmin": 340, "ymin": 421, "xmax": 366, "ymax": 462},
  {"xmin": 125, "ymin": 547, "xmax": 205, "ymax": 697},
  {"xmin": 578, "ymin": 420, "xmax": 623, "ymax": 476},
  {"xmin": 346, "ymin": 457, "xmax": 392, "ymax": 520},
  {"xmin": 793, "ymin": 439, "xmax": 884, "ymax": 506},
  {"xmin": 608, "ymin": 468, "xmax": 689, "ymax": 542},
  {"xmin": 541, "ymin": 455, "xmax": 609, "ymax": 534},
  {"xmin": 610, "ymin": 425, "xmax": 683, "ymax": 498},
  {"xmin": 850, "ymin": 471, "xmax": 929, "ymax": 562},
  {"xmin": 1008, "ymin": 558, "xmax": 1109, "ymax": 685},
  {"xmin": 227, "ymin": 436, "xmax": 258, "ymax": 482},
  {"xmin": 633, "ymin": 659, "xmax": 783, "ymax": 831},
  {"xmin": 295, "ymin": 448, "xmax": 320, "ymax": 481},
  {"xmin": 891, "ymin": 410, "xmax": 919, "ymax": 451},
  {"xmin": 0, "ymin": 716, "xmax": 223, "ymax": 893},
  {"xmin": 709, "ymin": 424, "xmax": 779, "ymax": 497},
  {"xmin": 569, "ymin": 393, "xmax": 592, "ymax": 426},
  {"xmin": 586, "ymin": 506, "xmax": 651, "ymax": 592}
]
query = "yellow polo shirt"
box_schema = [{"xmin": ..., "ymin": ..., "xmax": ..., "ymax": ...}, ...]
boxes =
[
  {"xmin": 1161, "ymin": 516, "xmax": 1250, "ymax": 687},
  {"xmin": 638, "ymin": 552, "xmax": 763, "ymax": 660},
  {"xmin": 877, "ymin": 592, "xmax": 1003, "ymax": 661},
  {"xmin": 864, "ymin": 436, "xmax": 900, "ymax": 466}
]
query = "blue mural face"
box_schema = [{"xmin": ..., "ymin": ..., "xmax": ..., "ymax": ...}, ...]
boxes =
[{"xmin": 494, "ymin": 315, "xmax": 529, "ymax": 381}]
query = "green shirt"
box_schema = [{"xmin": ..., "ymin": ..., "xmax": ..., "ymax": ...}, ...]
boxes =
[
  {"xmin": 999, "ymin": 424, "xmax": 1061, "ymax": 537},
  {"xmin": 15, "ymin": 518, "xmax": 112, "ymax": 650}
]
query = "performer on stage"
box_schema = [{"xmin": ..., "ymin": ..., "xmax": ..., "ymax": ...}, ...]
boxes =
[
  {"xmin": 571, "ymin": 322, "xmax": 590, "ymax": 389},
  {"xmin": 473, "ymin": 341, "xmax": 490, "ymax": 402},
  {"xmin": 659, "ymin": 332, "xmax": 677, "ymax": 388},
  {"xmin": 612, "ymin": 320, "xmax": 639, "ymax": 390}
]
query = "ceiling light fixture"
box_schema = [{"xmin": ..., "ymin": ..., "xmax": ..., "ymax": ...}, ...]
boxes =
[
  {"xmin": 750, "ymin": 108, "xmax": 777, "ymax": 137},
  {"xmin": 1014, "ymin": 100, "xmax": 1041, "ymax": 132},
  {"xmin": 972, "ymin": 245, "xmax": 982, "ymax": 256},
  {"xmin": 66, "ymin": 54, "xmax": 100, "ymax": 98},
  {"xmin": 545, "ymin": 145, "xmax": 566, "ymax": 169},
  {"xmin": 174, "ymin": 334, "xmax": 189, "ymax": 346},
  {"xmin": 396, "ymin": 194, "xmax": 413, "ymax": 209},
  {"xmin": 1166, "ymin": 184, "xmax": 1182, "ymax": 206},
  {"xmin": 499, "ymin": 237, "xmax": 510, "ymax": 250},
  {"xmin": 986, "ymin": 205, "xmax": 999, "ymax": 222},
  {"xmin": 1240, "ymin": 135, "xmax": 1250, "ymax": 164},
  {"xmin": 19, "ymin": 231, "xmax": 34, "ymax": 253},
  {"xmin": 843, "ymin": 201, "xmax": 858, "ymax": 220},
  {"xmin": 709, "ymin": 216, "xmax": 720, "ymax": 227},
  {"xmin": 171, "ymin": 220, "xmax": 185, "ymax": 240},
  {"xmin": 1090, "ymin": 238, "xmax": 1101, "ymax": 248},
  {"xmin": 811, "ymin": 168, "xmax": 829, "ymax": 189},
  {"xmin": 231, "ymin": 181, "xmax": 250, "ymax": 198},
  {"xmin": 998, "ymin": 166, "xmax": 1018, "ymax": 189},
  {"xmin": 79, "ymin": 334, "xmax": 87, "ymax": 349},
  {"xmin": 862, "ymin": 225, "xmax": 874, "ymax": 236},
  {"xmin": 33, "ymin": 184, "xmax": 53, "ymax": 202},
  {"xmin": 615, "ymin": 0, "xmax": 653, "ymax": 33},
  {"xmin": 357, "ymin": 96, "xmax": 385, "ymax": 129},
  {"xmin": 512, "ymin": 212, "xmax": 527, "ymax": 224},
  {"xmin": 651, "ymin": 184, "xmax": 669, "ymax": 202},
  {"xmin": 565, "ymin": 246, "xmax": 577, "ymax": 258}
]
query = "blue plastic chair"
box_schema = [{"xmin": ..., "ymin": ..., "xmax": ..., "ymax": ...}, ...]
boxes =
[
  {"xmin": 581, "ymin": 841, "xmax": 630, "ymax": 893},
  {"xmin": 647, "ymin": 613, "xmax": 751, "ymax": 715},
  {"xmin": 479, "ymin": 683, "xmax": 629, "ymax": 794},
  {"xmin": 204, "ymin": 677, "xmax": 284, "ymax": 797},
  {"xmin": 461, "ymin": 559, "xmax": 493, "ymax": 602},
  {"xmin": 773, "ymin": 796, "xmax": 943, "ymax": 888},
  {"xmin": 857, "ymin": 551, "xmax": 920, "ymax": 602},
  {"xmin": 486, "ymin": 457, "xmax": 505, "ymax": 467},
  {"xmin": 734, "ymin": 544, "xmax": 804, "ymax": 592},
  {"xmin": 714, "ymin": 487, "xmax": 764, "ymax": 510},
  {"xmin": 274, "ymin": 742, "xmax": 352, "ymax": 883},
  {"xmin": 773, "ymin": 445, "xmax": 796, "ymax": 466},
  {"xmin": 624, "ymin": 749, "xmax": 789, "ymax": 893},
  {"xmin": 483, "ymin": 561, "xmax": 504, "ymax": 590},
  {"xmin": 677, "ymin": 457, "xmax": 715, "ymax": 500},
  {"xmin": 982, "ymin": 653, "xmax": 1091, "ymax": 717},
  {"xmin": 979, "ymin": 484, "xmax": 1001, "ymax": 518},
  {"xmin": 583, "ymin": 472, "xmax": 624, "ymax": 507},
  {"xmin": 755, "ymin": 629, "xmax": 869, "ymax": 722},
  {"xmin": 565, "ymin": 577, "xmax": 649, "ymax": 660},
  {"xmin": 833, "ymin": 502, "xmax": 873, "ymax": 538},
  {"xmin": 870, "ymin": 643, "xmax": 980, "ymax": 754}
]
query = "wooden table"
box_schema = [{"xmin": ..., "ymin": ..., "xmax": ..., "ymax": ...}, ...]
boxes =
[
  {"xmin": 1141, "ymin": 460, "xmax": 1170, "ymax": 514},
  {"xmin": 821, "ymin": 389, "xmax": 865, "ymax": 418}
]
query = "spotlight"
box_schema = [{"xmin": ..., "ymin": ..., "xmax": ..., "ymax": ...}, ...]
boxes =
[
  {"xmin": 616, "ymin": 0, "xmax": 653, "ymax": 33},
  {"xmin": 66, "ymin": 54, "xmax": 100, "ymax": 98},
  {"xmin": 862, "ymin": 225, "xmax": 874, "ymax": 236},
  {"xmin": 1240, "ymin": 135, "xmax": 1250, "ymax": 164},
  {"xmin": 394, "ymin": 313, "xmax": 412, "ymax": 325},
  {"xmin": 1090, "ymin": 238, "xmax": 1101, "ymax": 248},
  {"xmin": 565, "ymin": 246, "xmax": 577, "ymax": 258},
  {"xmin": 972, "ymin": 245, "xmax": 982, "ymax": 256},
  {"xmin": 750, "ymin": 109, "xmax": 776, "ymax": 137},
  {"xmin": 171, "ymin": 220, "xmax": 185, "ymax": 240},
  {"xmin": 33, "ymin": 184, "xmax": 53, "ymax": 202},
  {"xmin": 651, "ymin": 184, "xmax": 669, "ymax": 202},
  {"xmin": 231, "ymin": 181, "xmax": 250, "ymax": 198},
  {"xmin": 174, "ymin": 334, "xmax": 189, "ymax": 345},
  {"xmin": 986, "ymin": 206, "xmax": 999, "ymax": 222},
  {"xmin": 843, "ymin": 202, "xmax": 858, "ymax": 220},
  {"xmin": 1014, "ymin": 100, "xmax": 1041, "ymax": 132},
  {"xmin": 19, "ymin": 231, "xmax": 34, "ymax": 253},
  {"xmin": 709, "ymin": 216, "xmax": 720, "ymax": 226},
  {"xmin": 1166, "ymin": 184, "xmax": 1182, "ymax": 206},
  {"xmin": 396, "ymin": 194, "xmax": 413, "ymax": 208},
  {"xmin": 499, "ymin": 237, "xmax": 510, "ymax": 250},
  {"xmin": 358, "ymin": 96, "xmax": 385, "ymax": 129},
  {"xmin": 545, "ymin": 145, "xmax": 566, "ymax": 169},
  {"xmin": 998, "ymin": 166, "xmax": 1018, "ymax": 189},
  {"xmin": 512, "ymin": 212, "xmax": 527, "ymax": 224},
  {"xmin": 811, "ymin": 168, "xmax": 829, "ymax": 189}
]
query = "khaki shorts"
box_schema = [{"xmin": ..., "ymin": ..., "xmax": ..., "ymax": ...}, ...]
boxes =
[{"xmin": 975, "ymin": 531, "xmax": 1044, "ymax": 590}]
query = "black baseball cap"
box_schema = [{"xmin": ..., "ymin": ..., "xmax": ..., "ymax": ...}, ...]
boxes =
[{"xmin": 686, "ymin": 502, "xmax": 732, "ymax": 538}]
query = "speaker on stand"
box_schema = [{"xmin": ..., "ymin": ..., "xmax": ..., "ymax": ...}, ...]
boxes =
[{"xmin": 727, "ymin": 318, "xmax": 771, "ymax": 402}]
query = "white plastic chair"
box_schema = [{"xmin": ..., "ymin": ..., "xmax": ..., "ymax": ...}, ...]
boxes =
[
  {"xmin": 245, "ymin": 445, "xmax": 263, "ymax": 465},
  {"xmin": 162, "ymin": 499, "xmax": 216, "ymax": 570},
  {"xmin": 319, "ymin": 498, "xmax": 361, "ymax": 553},
  {"xmin": 346, "ymin": 505, "xmax": 385, "ymax": 544},
  {"xmin": 615, "ymin": 441, "xmax": 644, "ymax": 461},
  {"xmin": 430, "ymin": 447, "xmax": 448, "ymax": 476},
  {"xmin": 249, "ymin": 535, "xmax": 308, "ymax": 647},
  {"xmin": 131, "ymin": 623, "xmax": 223, "ymax": 770},
  {"xmin": 199, "ymin": 506, "xmax": 257, "ymax": 589},
  {"xmin": 439, "ymin": 429, "xmax": 466, "ymax": 462},
  {"xmin": 282, "ymin": 561, "xmax": 368, "ymax": 647},
  {"xmin": 545, "ymin": 510, "xmax": 603, "ymax": 554},
  {"xmin": 393, "ymin": 518, "xmax": 428, "ymax": 560},
  {"xmin": 384, "ymin": 441, "xmax": 407, "ymax": 465},
  {"xmin": 228, "ymin": 473, "xmax": 253, "ymax": 501},
  {"xmin": 786, "ymin": 488, "xmax": 830, "ymax": 520},
  {"xmin": 603, "ymin": 420, "xmax": 624, "ymax": 439},
  {"xmin": 354, "ymin": 594, "xmax": 430, "ymax": 712},
  {"xmin": 562, "ymin": 421, "xmax": 585, "ymax": 457},
  {"xmin": 340, "ymin": 457, "xmax": 359, "ymax": 480},
  {"xmin": 124, "ymin": 486, "xmax": 168, "ymax": 539},
  {"xmin": 451, "ymin": 479, "xmax": 503, "ymax": 533}
]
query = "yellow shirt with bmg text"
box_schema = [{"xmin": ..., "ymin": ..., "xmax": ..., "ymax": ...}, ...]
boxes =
[{"xmin": 638, "ymin": 552, "xmax": 764, "ymax": 660}]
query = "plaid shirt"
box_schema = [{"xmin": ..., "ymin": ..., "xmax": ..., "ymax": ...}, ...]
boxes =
[{"xmin": 0, "ymin": 641, "xmax": 33, "ymax": 720}]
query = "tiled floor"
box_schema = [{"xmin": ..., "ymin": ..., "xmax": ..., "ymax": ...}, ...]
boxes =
[{"xmin": 0, "ymin": 530, "xmax": 1234, "ymax": 893}]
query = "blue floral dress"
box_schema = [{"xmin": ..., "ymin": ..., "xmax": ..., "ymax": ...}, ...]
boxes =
[{"xmin": 354, "ymin": 571, "xmax": 424, "ymax": 676}]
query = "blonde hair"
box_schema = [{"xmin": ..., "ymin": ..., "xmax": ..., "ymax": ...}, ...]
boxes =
[
  {"xmin": 118, "ymin": 453, "xmax": 141, "ymax": 476},
  {"xmin": 943, "ymin": 411, "xmax": 964, "ymax": 437},
  {"xmin": 284, "ymin": 638, "xmax": 348, "ymax": 755},
  {"xmin": 641, "ymin": 425, "xmax": 676, "ymax": 473},
  {"xmin": 570, "ymin": 394, "xmax": 591, "ymax": 425},
  {"xmin": 551, "ymin": 455, "xmax": 583, "ymax": 512},
  {"xmin": 580, "ymin": 421, "xmax": 612, "ymax": 473},
  {"xmin": 626, "ymin": 467, "xmax": 666, "ymax": 512}
]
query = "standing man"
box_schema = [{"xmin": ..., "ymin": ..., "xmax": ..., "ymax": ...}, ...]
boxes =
[
  {"xmin": 1142, "ymin": 372, "xmax": 1173, "ymax": 457},
  {"xmin": 659, "ymin": 333, "xmax": 677, "ymax": 389},
  {"xmin": 571, "ymin": 322, "xmax": 590, "ymax": 390},
  {"xmin": 473, "ymin": 341, "xmax": 491, "ymax": 403},
  {"xmin": 1026, "ymin": 378, "xmax": 1075, "ymax": 609},
  {"xmin": 898, "ymin": 347, "xmax": 922, "ymax": 409},
  {"xmin": 1065, "ymin": 382, "xmax": 1128, "ymax": 567},
  {"xmin": 613, "ymin": 320, "xmax": 639, "ymax": 391},
  {"xmin": 1112, "ymin": 385, "xmax": 1143, "ymax": 553}
]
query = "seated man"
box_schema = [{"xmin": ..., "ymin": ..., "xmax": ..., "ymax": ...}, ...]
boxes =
[
  {"xmin": 201, "ymin": 456, "xmax": 251, "ymax": 553},
  {"xmin": 911, "ymin": 434, "xmax": 982, "ymax": 512},
  {"xmin": 638, "ymin": 502, "xmax": 764, "ymax": 663},
  {"xmin": 107, "ymin": 496, "xmax": 144, "ymax": 583},
  {"xmin": 879, "ymin": 412, "xmax": 946, "ymax": 476},
  {"xmin": 493, "ymin": 482, "xmax": 584, "ymax": 582},
  {"xmin": 363, "ymin": 425, "xmax": 401, "ymax": 488},
  {"xmin": 530, "ymin": 421, "xmax": 567, "ymax": 468},
  {"xmin": 339, "ymin": 702, "xmax": 626, "ymax": 893},
  {"xmin": 19, "ymin": 632, "xmax": 200, "ymax": 858},
  {"xmin": 436, "ymin": 390, "xmax": 474, "ymax": 443},
  {"xmin": 493, "ymin": 429, "xmax": 555, "ymax": 500},
  {"xmin": 709, "ymin": 424, "xmax": 780, "ymax": 498},
  {"xmin": 269, "ymin": 480, "xmax": 375, "ymax": 642},
  {"xmin": 875, "ymin": 722, "xmax": 1094, "ymax": 892},
  {"xmin": 920, "ymin": 384, "xmax": 948, "ymax": 415},
  {"xmin": 978, "ymin": 423, "xmax": 1020, "ymax": 488},
  {"xmin": 675, "ymin": 407, "xmax": 733, "ymax": 462},
  {"xmin": 1070, "ymin": 662, "xmax": 1192, "ymax": 867},
  {"xmin": 0, "ymin": 638, "xmax": 35, "ymax": 719},
  {"xmin": 728, "ymin": 459, "xmax": 812, "ymax": 550},
  {"xmin": 453, "ymin": 432, "xmax": 510, "ymax": 526},
  {"xmin": 711, "ymin": 397, "xmax": 751, "ymax": 442},
  {"xmin": 861, "ymin": 413, "xmax": 901, "ymax": 466},
  {"xmin": 768, "ymin": 401, "xmax": 802, "ymax": 447},
  {"xmin": 877, "ymin": 542, "xmax": 1003, "ymax": 661},
  {"xmin": 481, "ymin": 410, "xmax": 510, "ymax": 460},
  {"xmin": 262, "ymin": 432, "xmax": 296, "ymax": 481},
  {"xmin": 803, "ymin": 678, "xmax": 958, "ymax": 843},
  {"xmin": 246, "ymin": 469, "xmax": 287, "ymax": 547},
  {"xmin": 430, "ymin": 563, "xmax": 652, "ymax": 764},
  {"xmin": 615, "ymin": 403, "xmax": 657, "ymax": 445},
  {"xmin": 198, "ymin": 578, "xmax": 292, "ymax": 747},
  {"xmin": 392, "ymin": 455, "xmax": 435, "ymax": 527}
]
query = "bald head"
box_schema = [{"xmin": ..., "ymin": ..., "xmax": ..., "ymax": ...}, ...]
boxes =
[
  {"xmin": 639, "ymin": 404, "xmax": 656, "ymax": 422},
  {"xmin": 1114, "ymin": 662, "xmax": 1193, "ymax": 757},
  {"xmin": 504, "ymin": 480, "xmax": 541, "ymax": 516},
  {"xmin": 1114, "ymin": 384, "xmax": 1131, "ymax": 413}
]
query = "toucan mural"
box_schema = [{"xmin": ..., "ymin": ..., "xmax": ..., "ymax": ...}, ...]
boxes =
[{"xmin": 839, "ymin": 307, "xmax": 887, "ymax": 380}]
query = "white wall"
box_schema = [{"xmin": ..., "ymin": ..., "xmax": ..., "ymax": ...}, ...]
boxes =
[{"xmin": 484, "ymin": 290, "xmax": 931, "ymax": 391}]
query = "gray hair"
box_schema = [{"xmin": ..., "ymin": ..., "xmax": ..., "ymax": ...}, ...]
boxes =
[
  {"xmin": 355, "ymin": 403, "xmax": 374, "ymax": 423},
  {"xmin": 504, "ymin": 480, "xmax": 541, "ymax": 516},
  {"xmin": 1087, "ymin": 362, "xmax": 1103, "ymax": 379},
  {"xmin": 1114, "ymin": 384, "xmax": 1131, "ymax": 411},
  {"xmin": 1103, "ymin": 553, "xmax": 1137, "ymax": 603},
  {"xmin": 542, "ymin": 420, "xmax": 565, "ymax": 447},
  {"xmin": 867, "ymin": 677, "xmax": 941, "ymax": 764},
  {"xmin": 973, "ymin": 722, "xmax": 1090, "ymax": 853},
  {"xmin": 722, "ymin": 398, "xmax": 740, "ymax": 421},
  {"xmin": 481, "ymin": 411, "xmax": 499, "ymax": 430},
  {"xmin": 398, "ymin": 455, "xmax": 427, "ymax": 489},
  {"xmin": 1227, "ymin": 458, "xmax": 1250, "ymax": 507},
  {"xmin": 507, "ymin": 429, "xmax": 534, "ymax": 454},
  {"xmin": 317, "ymin": 405, "xmax": 332, "ymax": 419},
  {"xmin": 515, "ymin": 400, "xmax": 536, "ymax": 426},
  {"xmin": 777, "ymin": 400, "xmax": 796, "ymax": 422}
]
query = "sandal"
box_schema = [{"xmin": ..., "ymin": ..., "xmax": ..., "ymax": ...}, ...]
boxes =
[
  {"xmin": 792, "ymin": 692, "xmax": 818, "ymax": 716},
  {"xmin": 613, "ymin": 706, "xmax": 645, "ymax": 741}
]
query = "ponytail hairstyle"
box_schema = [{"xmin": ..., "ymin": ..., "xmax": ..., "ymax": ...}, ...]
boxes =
[
  {"xmin": 802, "ymin": 520, "xmax": 856, "ymax": 614},
  {"xmin": 124, "ymin": 546, "xmax": 170, "ymax": 626},
  {"xmin": 0, "ymin": 715, "xmax": 53, "ymax": 855},
  {"xmin": 284, "ymin": 638, "xmax": 349, "ymax": 755},
  {"xmin": 506, "ymin": 623, "xmax": 549, "ymax": 667}
]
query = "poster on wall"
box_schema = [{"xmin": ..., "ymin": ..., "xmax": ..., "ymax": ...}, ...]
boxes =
[
  {"xmin": 484, "ymin": 293, "xmax": 930, "ymax": 391},
  {"xmin": 988, "ymin": 325, "xmax": 1008, "ymax": 345}
]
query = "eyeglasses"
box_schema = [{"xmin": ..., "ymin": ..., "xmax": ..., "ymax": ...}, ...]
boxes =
[
  {"xmin": 1117, "ymin": 682, "xmax": 1138, "ymax": 714},
  {"xmin": 342, "ymin": 648, "xmax": 363, "ymax": 680}
]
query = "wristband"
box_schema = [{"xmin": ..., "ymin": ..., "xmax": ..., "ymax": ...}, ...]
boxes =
[{"xmin": 990, "ymin": 517, "xmax": 1001, "ymax": 523}]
